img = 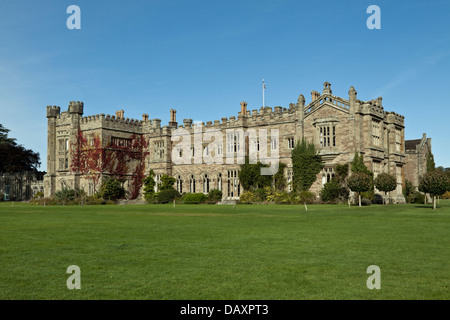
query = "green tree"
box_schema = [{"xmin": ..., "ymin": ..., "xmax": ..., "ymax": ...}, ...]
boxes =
[
  {"xmin": 159, "ymin": 175, "xmax": 176, "ymax": 191},
  {"xmin": 426, "ymin": 149, "xmax": 435, "ymax": 172},
  {"xmin": 419, "ymin": 171, "xmax": 448, "ymax": 210},
  {"xmin": 0, "ymin": 124, "xmax": 41, "ymax": 172},
  {"xmin": 374, "ymin": 173, "xmax": 397, "ymax": 205},
  {"xmin": 350, "ymin": 152, "xmax": 374, "ymax": 200},
  {"xmin": 239, "ymin": 159, "xmax": 272, "ymax": 191},
  {"xmin": 348, "ymin": 172, "xmax": 372, "ymax": 207},
  {"xmin": 291, "ymin": 138, "xmax": 324, "ymax": 192}
]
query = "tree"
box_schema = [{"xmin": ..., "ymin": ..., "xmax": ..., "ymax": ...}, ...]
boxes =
[
  {"xmin": 291, "ymin": 138, "xmax": 324, "ymax": 192},
  {"xmin": 348, "ymin": 172, "xmax": 372, "ymax": 207},
  {"xmin": 350, "ymin": 152, "xmax": 374, "ymax": 200},
  {"xmin": 0, "ymin": 124, "xmax": 41, "ymax": 172},
  {"xmin": 419, "ymin": 171, "xmax": 448, "ymax": 210},
  {"xmin": 239, "ymin": 159, "xmax": 272, "ymax": 191},
  {"xmin": 426, "ymin": 150, "xmax": 435, "ymax": 172},
  {"xmin": 374, "ymin": 173, "xmax": 397, "ymax": 204},
  {"xmin": 159, "ymin": 175, "xmax": 176, "ymax": 191}
]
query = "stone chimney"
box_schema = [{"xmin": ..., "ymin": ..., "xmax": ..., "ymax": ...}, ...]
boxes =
[
  {"xmin": 115, "ymin": 110, "xmax": 124, "ymax": 120},
  {"xmin": 322, "ymin": 81, "xmax": 332, "ymax": 95},
  {"xmin": 377, "ymin": 97, "xmax": 383, "ymax": 107},
  {"xmin": 311, "ymin": 90, "xmax": 320, "ymax": 102},
  {"xmin": 169, "ymin": 109, "xmax": 177, "ymax": 128},
  {"xmin": 240, "ymin": 101, "xmax": 247, "ymax": 116}
]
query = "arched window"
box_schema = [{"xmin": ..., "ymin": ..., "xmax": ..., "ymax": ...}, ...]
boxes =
[
  {"xmin": 189, "ymin": 175, "xmax": 196, "ymax": 193},
  {"xmin": 176, "ymin": 175, "xmax": 183, "ymax": 193},
  {"xmin": 203, "ymin": 174, "xmax": 210, "ymax": 194},
  {"xmin": 217, "ymin": 173, "xmax": 222, "ymax": 191}
]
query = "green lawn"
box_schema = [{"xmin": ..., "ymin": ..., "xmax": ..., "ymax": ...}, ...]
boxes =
[{"xmin": 0, "ymin": 200, "xmax": 449, "ymax": 300}]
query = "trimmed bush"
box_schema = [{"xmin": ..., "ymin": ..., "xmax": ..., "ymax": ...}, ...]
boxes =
[
  {"xmin": 361, "ymin": 198, "xmax": 372, "ymax": 206},
  {"xmin": 156, "ymin": 188, "xmax": 180, "ymax": 204},
  {"xmin": 182, "ymin": 193, "xmax": 207, "ymax": 204}
]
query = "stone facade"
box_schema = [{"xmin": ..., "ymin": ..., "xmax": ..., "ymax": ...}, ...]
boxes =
[
  {"xmin": 44, "ymin": 82, "xmax": 408, "ymax": 202},
  {"xmin": 404, "ymin": 133, "xmax": 432, "ymax": 189},
  {"xmin": 0, "ymin": 171, "xmax": 45, "ymax": 201}
]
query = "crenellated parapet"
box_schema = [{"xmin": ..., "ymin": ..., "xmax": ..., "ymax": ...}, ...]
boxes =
[
  {"xmin": 68, "ymin": 101, "xmax": 84, "ymax": 115},
  {"xmin": 46, "ymin": 105, "xmax": 61, "ymax": 118}
]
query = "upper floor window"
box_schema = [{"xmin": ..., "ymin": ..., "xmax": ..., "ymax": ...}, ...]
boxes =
[
  {"xmin": 226, "ymin": 132, "xmax": 240, "ymax": 153},
  {"xmin": 288, "ymin": 138, "xmax": 295, "ymax": 149},
  {"xmin": 154, "ymin": 141, "xmax": 165, "ymax": 159},
  {"xmin": 320, "ymin": 125, "xmax": 336, "ymax": 148},
  {"xmin": 111, "ymin": 137, "xmax": 131, "ymax": 148},
  {"xmin": 372, "ymin": 120, "xmax": 381, "ymax": 147},
  {"xmin": 395, "ymin": 128, "xmax": 402, "ymax": 152}
]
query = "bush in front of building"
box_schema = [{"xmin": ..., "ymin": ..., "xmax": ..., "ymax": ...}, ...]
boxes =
[
  {"xmin": 0, "ymin": 193, "xmax": 4, "ymax": 201},
  {"xmin": 206, "ymin": 189, "xmax": 223, "ymax": 204},
  {"xmin": 320, "ymin": 180, "xmax": 349, "ymax": 203},
  {"xmin": 182, "ymin": 193, "xmax": 207, "ymax": 204},
  {"xmin": 99, "ymin": 179, "xmax": 125, "ymax": 202},
  {"xmin": 155, "ymin": 188, "xmax": 181, "ymax": 204}
]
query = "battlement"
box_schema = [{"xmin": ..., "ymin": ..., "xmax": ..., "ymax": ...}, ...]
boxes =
[
  {"xmin": 46, "ymin": 105, "xmax": 61, "ymax": 118},
  {"xmin": 68, "ymin": 101, "xmax": 84, "ymax": 115}
]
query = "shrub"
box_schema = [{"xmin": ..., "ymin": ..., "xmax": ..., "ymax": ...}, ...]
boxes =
[
  {"xmin": 292, "ymin": 191, "xmax": 316, "ymax": 204},
  {"xmin": 54, "ymin": 188, "xmax": 86, "ymax": 205},
  {"xmin": 239, "ymin": 191, "xmax": 256, "ymax": 203},
  {"xmin": 254, "ymin": 188, "xmax": 267, "ymax": 202},
  {"xmin": 442, "ymin": 191, "xmax": 450, "ymax": 200},
  {"xmin": 99, "ymin": 179, "xmax": 125, "ymax": 201},
  {"xmin": 207, "ymin": 189, "xmax": 223, "ymax": 203},
  {"xmin": 182, "ymin": 193, "xmax": 207, "ymax": 204},
  {"xmin": 29, "ymin": 197, "xmax": 57, "ymax": 206},
  {"xmin": 156, "ymin": 188, "xmax": 180, "ymax": 204},
  {"xmin": 0, "ymin": 193, "xmax": 4, "ymax": 201},
  {"xmin": 33, "ymin": 191, "xmax": 45, "ymax": 199},
  {"xmin": 408, "ymin": 191, "xmax": 425, "ymax": 204},
  {"xmin": 320, "ymin": 180, "xmax": 349, "ymax": 203},
  {"xmin": 361, "ymin": 198, "xmax": 372, "ymax": 206}
]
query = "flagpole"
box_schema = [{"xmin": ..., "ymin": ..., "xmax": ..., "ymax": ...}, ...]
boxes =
[{"xmin": 263, "ymin": 78, "xmax": 265, "ymax": 107}]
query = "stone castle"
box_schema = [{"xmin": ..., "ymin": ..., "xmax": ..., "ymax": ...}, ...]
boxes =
[{"xmin": 44, "ymin": 82, "xmax": 430, "ymax": 202}]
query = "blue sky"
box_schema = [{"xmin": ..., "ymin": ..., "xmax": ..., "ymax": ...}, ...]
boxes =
[{"xmin": 1, "ymin": 0, "xmax": 449, "ymax": 170}]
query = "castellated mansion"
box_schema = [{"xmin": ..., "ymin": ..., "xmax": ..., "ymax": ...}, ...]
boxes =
[{"xmin": 44, "ymin": 82, "xmax": 429, "ymax": 203}]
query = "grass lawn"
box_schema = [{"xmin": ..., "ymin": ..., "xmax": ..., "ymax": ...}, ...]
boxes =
[{"xmin": 0, "ymin": 200, "xmax": 449, "ymax": 300}]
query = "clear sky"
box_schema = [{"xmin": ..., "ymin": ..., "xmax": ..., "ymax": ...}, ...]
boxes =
[{"xmin": 1, "ymin": 0, "xmax": 449, "ymax": 171}]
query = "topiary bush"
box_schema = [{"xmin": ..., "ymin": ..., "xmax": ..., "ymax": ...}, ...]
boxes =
[
  {"xmin": 361, "ymin": 198, "xmax": 372, "ymax": 206},
  {"xmin": 182, "ymin": 193, "xmax": 207, "ymax": 204}
]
